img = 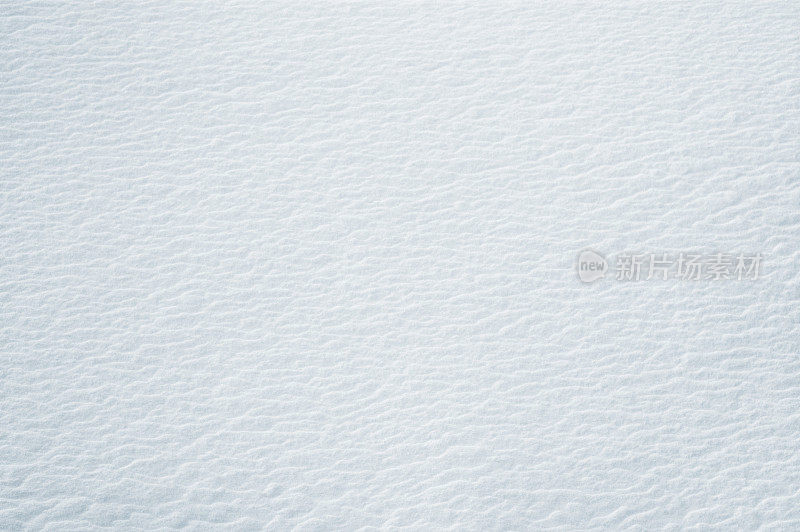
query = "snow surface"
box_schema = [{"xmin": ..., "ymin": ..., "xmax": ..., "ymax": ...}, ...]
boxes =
[{"xmin": 2, "ymin": 2, "xmax": 800, "ymax": 529}]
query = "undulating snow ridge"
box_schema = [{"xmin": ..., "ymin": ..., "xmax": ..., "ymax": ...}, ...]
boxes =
[{"xmin": 2, "ymin": 2, "xmax": 800, "ymax": 529}]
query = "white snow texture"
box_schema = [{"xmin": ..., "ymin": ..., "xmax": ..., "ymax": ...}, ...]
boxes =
[{"xmin": 2, "ymin": 2, "xmax": 800, "ymax": 530}]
